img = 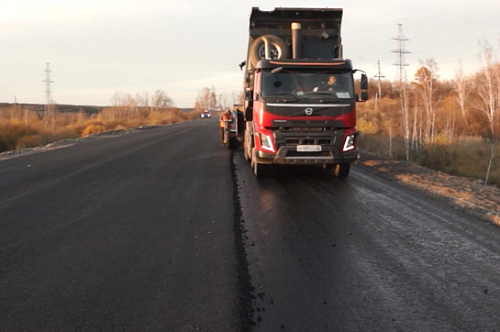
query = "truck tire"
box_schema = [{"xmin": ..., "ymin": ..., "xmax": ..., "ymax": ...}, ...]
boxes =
[
  {"xmin": 244, "ymin": 122, "xmax": 253, "ymax": 162},
  {"xmin": 249, "ymin": 35, "xmax": 289, "ymax": 67},
  {"xmin": 253, "ymin": 160, "xmax": 269, "ymax": 178},
  {"xmin": 334, "ymin": 163, "xmax": 350, "ymax": 177},
  {"xmin": 244, "ymin": 141, "xmax": 251, "ymax": 161},
  {"xmin": 251, "ymin": 148, "xmax": 269, "ymax": 177},
  {"xmin": 228, "ymin": 138, "xmax": 235, "ymax": 149}
]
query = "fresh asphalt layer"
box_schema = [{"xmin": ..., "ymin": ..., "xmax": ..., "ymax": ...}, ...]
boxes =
[{"xmin": 2, "ymin": 119, "xmax": 500, "ymax": 331}]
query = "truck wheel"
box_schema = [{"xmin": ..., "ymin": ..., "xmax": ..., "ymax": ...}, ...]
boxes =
[
  {"xmin": 334, "ymin": 164, "xmax": 350, "ymax": 177},
  {"xmin": 244, "ymin": 141, "xmax": 251, "ymax": 161},
  {"xmin": 244, "ymin": 123, "xmax": 253, "ymax": 162},
  {"xmin": 253, "ymin": 160, "xmax": 268, "ymax": 177},
  {"xmin": 249, "ymin": 35, "xmax": 289, "ymax": 67},
  {"xmin": 251, "ymin": 147, "xmax": 268, "ymax": 177}
]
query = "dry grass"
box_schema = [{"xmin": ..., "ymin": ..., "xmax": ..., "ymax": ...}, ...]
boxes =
[
  {"xmin": 358, "ymin": 133, "xmax": 500, "ymax": 188},
  {"xmin": 0, "ymin": 106, "xmax": 195, "ymax": 153}
]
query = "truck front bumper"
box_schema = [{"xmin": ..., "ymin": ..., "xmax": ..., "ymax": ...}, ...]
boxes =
[{"xmin": 254, "ymin": 146, "xmax": 358, "ymax": 165}]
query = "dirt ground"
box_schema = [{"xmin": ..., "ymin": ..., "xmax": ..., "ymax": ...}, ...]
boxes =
[{"xmin": 357, "ymin": 151, "xmax": 500, "ymax": 226}]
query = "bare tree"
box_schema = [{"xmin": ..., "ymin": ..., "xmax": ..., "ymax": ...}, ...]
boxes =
[
  {"xmin": 400, "ymin": 83, "xmax": 411, "ymax": 160},
  {"xmin": 110, "ymin": 91, "xmax": 124, "ymax": 119},
  {"xmin": 208, "ymin": 86, "xmax": 217, "ymax": 110},
  {"xmin": 411, "ymin": 88, "xmax": 420, "ymax": 153},
  {"xmin": 123, "ymin": 93, "xmax": 136, "ymax": 117},
  {"xmin": 414, "ymin": 59, "xmax": 440, "ymax": 144},
  {"xmin": 237, "ymin": 91, "xmax": 245, "ymax": 105},
  {"xmin": 473, "ymin": 40, "xmax": 500, "ymax": 185},
  {"xmin": 135, "ymin": 92, "xmax": 150, "ymax": 116},
  {"xmin": 196, "ymin": 86, "xmax": 218, "ymax": 110},
  {"xmin": 152, "ymin": 90, "xmax": 174, "ymax": 111},
  {"xmin": 219, "ymin": 93, "xmax": 230, "ymax": 110},
  {"xmin": 453, "ymin": 60, "xmax": 470, "ymax": 126}
]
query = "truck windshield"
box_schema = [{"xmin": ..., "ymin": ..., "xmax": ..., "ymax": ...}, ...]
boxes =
[{"xmin": 261, "ymin": 70, "xmax": 354, "ymax": 99}]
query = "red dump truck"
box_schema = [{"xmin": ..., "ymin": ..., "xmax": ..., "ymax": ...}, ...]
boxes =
[{"xmin": 239, "ymin": 7, "xmax": 368, "ymax": 177}]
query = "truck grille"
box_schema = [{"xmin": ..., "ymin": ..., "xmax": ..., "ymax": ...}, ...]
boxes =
[
  {"xmin": 286, "ymin": 151, "xmax": 332, "ymax": 157},
  {"xmin": 286, "ymin": 138, "xmax": 332, "ymax": 145},
  {"xmin": 274, "ymin": 129, "xmax": 342, "ymax": 149}
]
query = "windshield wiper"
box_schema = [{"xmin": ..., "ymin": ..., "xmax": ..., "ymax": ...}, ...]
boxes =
[
  {"xmin": 311, "ymin": 92, "xmax": 337, "ymax": 96},
  {"xmin": 266, "ymin": 92, "xmax": 303, "ymax": 102},
  {"xmin": 268, "ymin": 92, "xmax": 297, "ymax": 96}
]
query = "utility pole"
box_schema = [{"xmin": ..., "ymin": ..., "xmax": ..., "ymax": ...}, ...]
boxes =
[
  {"xmin": 43, "ymin": 63, "xmax": 54, "ymax": 117},
  {"xmin": 392, "ymin": 24, "xmax": 410, "ymax": 85},
  {"xmin": 374, "ymin": 60, "xmax": 385, "ymax": 110}
]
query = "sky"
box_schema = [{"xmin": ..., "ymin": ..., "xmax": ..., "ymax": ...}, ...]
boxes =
[{"xmin": 1, "ymin": 0, "xmax": 500, "ymax": 108}]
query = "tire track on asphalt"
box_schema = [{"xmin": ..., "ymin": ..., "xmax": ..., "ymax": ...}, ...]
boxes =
[{"xmin": 231, "ymin": 150, "xmax": 256, "ymax": 331}]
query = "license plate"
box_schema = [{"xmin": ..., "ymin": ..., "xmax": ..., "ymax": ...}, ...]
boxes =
[{"xmin": 297, "ymin": 145, "xmax": 322, "ymax": 152}]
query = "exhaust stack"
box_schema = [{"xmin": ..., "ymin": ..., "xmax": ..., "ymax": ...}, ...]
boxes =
[{"xmin": 291, "ymin": 22, "xmax": 301, "ymax": 59}]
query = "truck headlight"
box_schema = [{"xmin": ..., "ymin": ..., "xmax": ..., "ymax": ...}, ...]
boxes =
[
  {"xmin": 343, "ymin": 134, "xmax": 355, "ymax": 151},
  {"xmin": 257, "ymin": 132, "xmax": 274, "ymax": 152}
]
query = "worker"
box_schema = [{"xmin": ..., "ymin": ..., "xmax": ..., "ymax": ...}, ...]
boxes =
[
  {"xmin": 325, "ymin": 75, "xmax": 338, "ymax": 91},
  {"xmin": 219, "ymin": 109, "xmax": 234, "ymax": 145}
]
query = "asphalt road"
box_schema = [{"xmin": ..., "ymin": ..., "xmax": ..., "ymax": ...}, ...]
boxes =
[{"xmin": 1, "ymin": 119, "xmax": 500, "ymax": 331}]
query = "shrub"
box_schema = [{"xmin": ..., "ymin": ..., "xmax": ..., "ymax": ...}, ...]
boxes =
[
  {"xmin": 147, "ymin": 110, "xmax": 185, "ymax": 125},
  {"xmin": 358, "ymin": 119, "xmax": 378, "ymax": 134},
  {"xmin": 0, "ymin": 123, "xmax": 37, "ymax": 152},
  {"xmin": 16, "ymin": 133, "xmax": 53, "ymax": 149},
  {"xmin": 81, "ymin": 124, "xmax": 107, "ymax": 137}
]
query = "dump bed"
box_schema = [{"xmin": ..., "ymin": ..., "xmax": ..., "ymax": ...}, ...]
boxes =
[{"xmin": 246, "ymin": 7, "xmax": 344, "ymax": 69}]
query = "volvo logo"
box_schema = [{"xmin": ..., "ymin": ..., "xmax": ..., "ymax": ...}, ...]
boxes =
[{"xmin": 305, "ymin": 107, "xmax": 313, "ymax": 116}]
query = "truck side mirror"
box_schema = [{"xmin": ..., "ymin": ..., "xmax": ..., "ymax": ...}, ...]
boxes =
[
  {"xmin": 359, "ymin": 91, "xmax": 368, "ymax": 102},
  {"xmin": 360, "ymin": 74, "xmax": 368, "ymax": 90},
  {"xmin": 245, "ymin": 89, "xmax": 254, "ymax": 101}
]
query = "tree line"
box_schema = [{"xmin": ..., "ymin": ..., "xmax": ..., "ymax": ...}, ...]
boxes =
[
  {"xmin": 0, "ymin": 89, "xmax": 196, "ymax": 153},
  {"xmin": 358, "ymin": 40, "xmax": 500, "ymax": 186}
]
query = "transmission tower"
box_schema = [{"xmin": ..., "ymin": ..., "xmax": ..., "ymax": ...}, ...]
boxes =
[
  {"xmin": 43, "ymin": 63, "xmax": 54, "ymax": 116},
  {"xmin": 392, "ymin": 24, "xmax": 410, "ymax": 84},
  {"xmin": 374, "ymin": 60, "xmax": 385, "ymax": 110},
  {"xmin": 374, "ymin": 60, "xmax": 385, "ymax": 99}
]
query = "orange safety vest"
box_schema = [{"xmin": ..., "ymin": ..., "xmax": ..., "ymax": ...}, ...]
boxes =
[{"xmin": 219, "ymin": 113, "xmax": 233, "ymax": 128}]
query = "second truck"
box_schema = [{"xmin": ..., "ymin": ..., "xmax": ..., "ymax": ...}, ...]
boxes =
[{"xmin": 240, "ymin": 7, "xmax": 368, "ymax": 177}]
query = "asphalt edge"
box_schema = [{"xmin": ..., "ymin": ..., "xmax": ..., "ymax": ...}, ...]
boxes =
[{"xmin": 231, "ymin": 150, "xmax": 256, "ymax": 331}]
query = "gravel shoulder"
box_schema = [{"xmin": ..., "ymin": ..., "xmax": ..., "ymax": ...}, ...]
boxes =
[{"xmin": 357, "ymin": 151, "xmax": 500, "ymax": 226}]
